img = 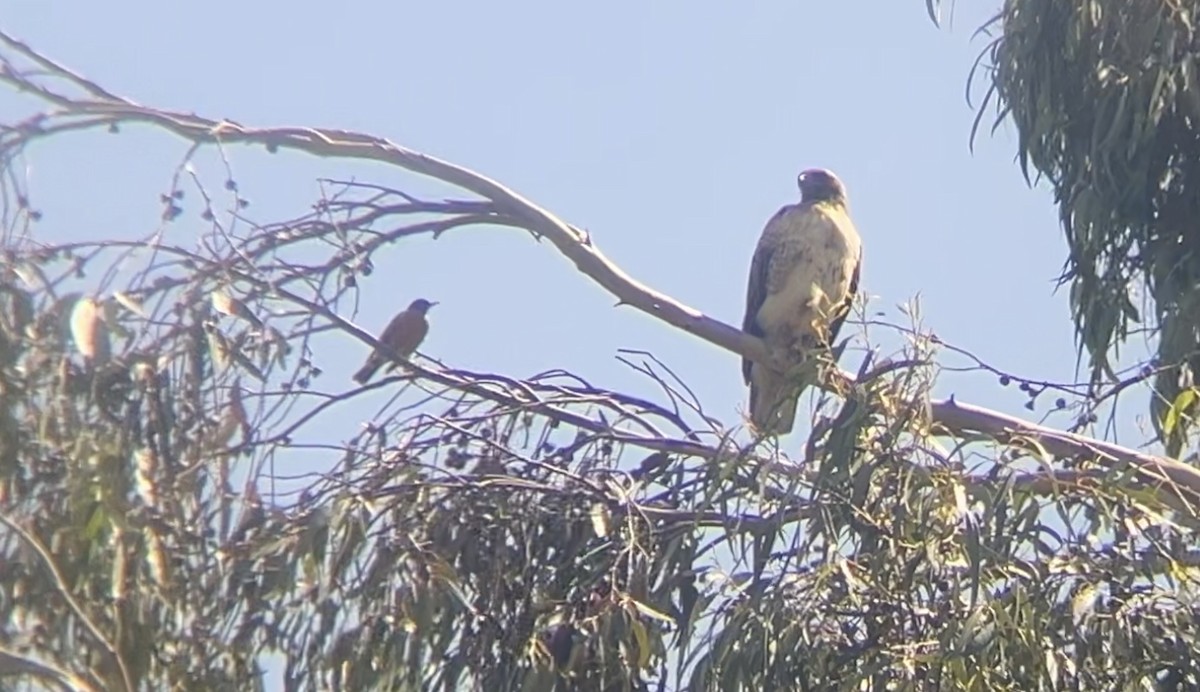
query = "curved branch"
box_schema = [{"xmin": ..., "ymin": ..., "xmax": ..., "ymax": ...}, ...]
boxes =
[
  {"xmin": 0, "ymin": 648, "xmax": 98, "ymax": 692},
  {"xmin": 933, "ymin": 398, "xmax": 1200, "ymax": 507},
  {"xmin": 0, "ymin": 30, "xmax": 770, "ymax": 369},
  {"xmin": 0, "ymin": 515, "xmax": 133, "ymax": 691},
  {"xmin": 3, "ymin": 30, "xmax": 1200, "ymax": 510}
]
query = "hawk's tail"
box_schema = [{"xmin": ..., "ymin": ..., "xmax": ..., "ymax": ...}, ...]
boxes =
[{"xmin": 748, "ymin": 365, "xmax": 803, "ymax": 436}]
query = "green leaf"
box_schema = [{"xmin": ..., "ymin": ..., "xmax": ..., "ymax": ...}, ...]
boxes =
[{"xmin": 1162, "ymin": 387, "xmax": 1197, "ymax": 437}]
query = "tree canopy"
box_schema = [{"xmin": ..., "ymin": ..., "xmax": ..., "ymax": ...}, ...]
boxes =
[
  {"xmin": 4, "ymin": 6, "xmax": 1200, "ymax": 690},
  {"xmin": 965, "ymin": 0, "xmax": 1200, "ymax": 456}
]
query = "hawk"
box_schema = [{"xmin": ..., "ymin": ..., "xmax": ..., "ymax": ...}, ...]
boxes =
[
  {"xmin": 742, "ymin": 169, "xmax": 862, "ymax": 435},
  {"xmin": 352, "ymin": 298, "xmax": 437, "ymax": 384}
]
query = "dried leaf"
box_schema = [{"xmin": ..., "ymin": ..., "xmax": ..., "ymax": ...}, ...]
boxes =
[
  {"xmin": 629, "ymin": 598, "xmax": 674, "ymax": 625},
  {"xmin": 112, "ymin": 291, "xmax": 148, "ymax": 318},
  {"xmin": 1071, "ymin": 583, "xmax": 1100, "ymax": 625},
  {"xmin": 146, "ymin": 529, "xmax": 170, "ymax": 588},
  {"xmin": 211, "ymin": 289, "xmax": 264, "ymax": 328},
  {"xmin": 629, "ymin": 616, "xmax": 651, "ymax": 670},
  {"xmin": 229, "ymin": 383, "xmax": 251, "ymax": 442},
  {"xmin": 70, "ymin": 297, "xmax": 110, "ymax": 362},
  {"xmin": 230, "ymin": 347, "xmax": 267, "ymax": 383},
  {"xmin": 110, "ymin": 529, "xmax": 127, "ymax": 601},
  {"xmin": 207, "ymin": 328, "xmax": 231, "ymax": 371},
  {"xmin": 589, "ymin": 503, "xmax": 611, "ymax": 538},
  {"xmin": 207, "ymin": 406, "xmax": 241, "ymax": 451},
  {"xmin": 134, "ymin": 447, "xmax": 158, "ymax": 506}
]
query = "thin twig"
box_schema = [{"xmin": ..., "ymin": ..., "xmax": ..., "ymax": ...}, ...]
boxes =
[{"xmin": 0, "ymin": 514, "xmax": 133, "ymax": 692}]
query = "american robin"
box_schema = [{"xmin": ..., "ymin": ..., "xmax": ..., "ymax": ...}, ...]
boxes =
[{"xmin": 351, "ymin": 298, "xmax": 436, "ymax": 384}]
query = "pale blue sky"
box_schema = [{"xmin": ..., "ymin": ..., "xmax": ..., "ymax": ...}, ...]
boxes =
[
  {"xmin": 4, "ymin": 0, "xmax": 1161, "ymax": 686},
  {"xmin": 5, "ymin": 0, "xmax": 1102, "ymax": 439}
]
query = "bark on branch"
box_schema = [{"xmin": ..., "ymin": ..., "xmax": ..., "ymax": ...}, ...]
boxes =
[{"xmin": 3, "ymin": 30, "xmax": 1199, "ymax": 508}]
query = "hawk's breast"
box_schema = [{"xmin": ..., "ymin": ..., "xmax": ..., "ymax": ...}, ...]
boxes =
[{"xmin": 755, "ymin": 203, "xmax": 861, "ymax": 336}]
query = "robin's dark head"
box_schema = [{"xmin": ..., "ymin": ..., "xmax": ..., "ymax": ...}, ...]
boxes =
[
  {"xmin": 797, "ymin": 169, "xmax": 847, "ymax": 205},
  {"xmin": 408, "ymin": 298, "xmax": 438, "ymax": 314}
]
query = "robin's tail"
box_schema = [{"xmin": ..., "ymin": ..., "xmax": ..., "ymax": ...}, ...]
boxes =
[
  {"xmin": 748, "ymin": 364, "xmax": 803, "ymax": 436},
  {"xmin": 352, "ymin": 355, "xmax": 383, "ymax": 385}
]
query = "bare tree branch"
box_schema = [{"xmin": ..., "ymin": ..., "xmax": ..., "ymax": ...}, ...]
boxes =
[
  {"xmin": 933, "ymin": 398, "xmax": 1200, "ymax": 507},
  {"xmin": 0, "ymin": 648, "xmax": 99, "ymax": 692},
  {"xmin": 2, "ymin": 28, "xmax": 1198, "ymax": 510},
  {"xmin": 0, "ymin": 515, "xmax": 133, "ymax": 692}
]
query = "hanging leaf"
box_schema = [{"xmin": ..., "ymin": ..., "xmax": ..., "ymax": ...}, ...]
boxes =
[
  {"xmin": 1162, "ymin": 387, "xmax": 1197, "ymax": 437},
  {"xmin": 206, "ymin": 328, "xmax": 231, "ymax": 371},
  {"xmin": 69, "ymin": 296, "xmax": 110, "ymax": 362},
  {"xmin": 112, "ymin": 291, "xmax": 148, "ymax": 318},
  {"xmin": 211, "ymin": 289, "xmax": 264, "ymax": 328}
]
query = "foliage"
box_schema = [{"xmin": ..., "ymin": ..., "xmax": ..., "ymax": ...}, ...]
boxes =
[
  {"xmin": 970, "ymin": 0, "xmax": 1200, "ymax": 456},
  {"xmin": 3, "ymin": 28, "xmax": 1200, "ymax": 692}
]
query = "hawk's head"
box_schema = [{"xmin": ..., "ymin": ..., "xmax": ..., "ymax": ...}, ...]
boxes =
[{"xmin": 797, "ymin": 169, "xmax": 847, "ymax": 205}]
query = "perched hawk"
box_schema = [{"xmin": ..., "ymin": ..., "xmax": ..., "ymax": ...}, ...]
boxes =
[
  {"xmin": 742, "ymin": 169, "xmax": 862, "ymax": 435},
  {"xmin": 352, "ymin": 298, "xmax": 437, "ymax": 384}
]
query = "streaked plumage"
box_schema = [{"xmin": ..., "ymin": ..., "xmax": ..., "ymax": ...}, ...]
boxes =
[
  {"xmin": 742, "ymin": 169, "xmax": 862, "ymax": 435},
  {"xmin": 352, "ymin": 298, "xmax": 436, "ymax": 384}
]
